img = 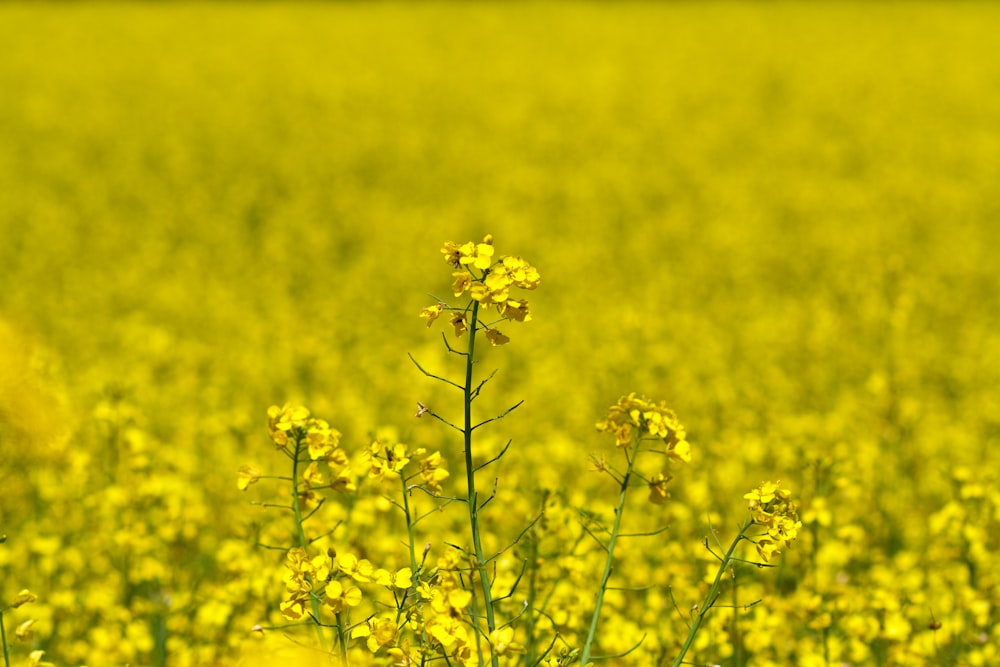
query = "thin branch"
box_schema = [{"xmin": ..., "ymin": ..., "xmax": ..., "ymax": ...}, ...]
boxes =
[
  {"xmin": 441, "ymin": 332, "xmax": 468, "ymax": 357},
  {"xmin": 470, "ymin": 368, "xmax": 499, "ymax": 400},
  {"xmin": 308, "ymin": 523, "xmax": 342, "ymax": 545},
  {"xmin": 475, "ymin": 439, "xmax": 513, "ymax": 472},
  {"xmin": 250, "ymin": 501, "xmax": 294, "ymax": 511},
  {"xmin": 704, "ymin": 538, "xmax": 724, "ymax": 562},
  {"xmin": 492, "ymin": 559, "xmax": 529, "ymax": 602},
  {"xmin": 300, "ymin": 497, "xmax": 326, "ymax": 523},
  {"xmin": 472, "ymin": 400, "xmax": 524, "ymax": 430},
  {"xmin": 618, "ymin": 525, "xmax": 671, "ymax": 538},
  {"xmin": 707, "ymin": 514, "xmax": 728, "ymax": 553},
  {"xmin": 711, "ymin": 598, "xmax": 763, "ymax": 610},
  {"xmin": 579, "ymin": 521, "xmax": 610, "ymax": 552},
  {"xmin": 486, "ymin": 511, "xmax": 544, "ymax": 563},
  {"xmin": 591, "ymin": 633, "xmax": 647, "ymax": 659},
  {"xmin": 667, "ymin": 586, "xmax": 692, "ymax": 631},
  {"xmin": 478, "ymin": 478, "xmax": 499, "ymax": 511},
  {"xmin": 606, "ymin": 582, "xmax": 657, "ymax": 592},
  {"xmin": 424, "ymin": 408, "xmax": 465, "ymax": 433},
  {"xmin": 408, "ymin": 353, "xmax": 464, "ymax": 390}
]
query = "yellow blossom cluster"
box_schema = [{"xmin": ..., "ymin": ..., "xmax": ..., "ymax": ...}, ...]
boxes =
[
  {"xmin": 596, "ymin": 393, "xmax": 692, "ymax": 463},
  {"xmin": 421, "ymin": 236, "xmax": 540, "ymax": 345},
  {"xmin": 744, "ymin": 481, "xmax": 802, "ymax": 562}
]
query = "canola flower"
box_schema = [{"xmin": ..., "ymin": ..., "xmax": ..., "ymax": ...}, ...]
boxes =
[
  {"xmin": 1, "ymin": 586, "xmax": 43, "ymax": 667},
  {"xmin": 670, "ymin": 482, "xmax": 801, "ymax": 667},
  {"xmin": 414, "ymin": 236, "xmax": 541, "ymax": 667},
  {"xmin": 581, "ymin": 395, "xmax": 691, "ymax": 665},
  {"xmin": 744, "ymin": 480, "xmax": 802, "ymax": 563},
  {"xmin": 422, "ymin": 235, "xmax": 540, "ymax": 346}
]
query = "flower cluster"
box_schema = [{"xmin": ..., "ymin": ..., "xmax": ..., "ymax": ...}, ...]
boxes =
[
  {"xmin": 421, "ymin": 235, "xmax": 540, "ymax": 344},
  {"xmin": 266, "ymin": 404, "xmax": 343, "ymax": 460},
  {"xmin": 259, "ymin": 404, "xmax": 355, "ymax": 499},
  {"xmin": 744, "ymin": 481, "xmax": 802, "ymax": 562},
  {"xmin": 279, "ymin": 546, "xmax": 415, "ymax": 623},
  {"xmin": 596, "ymin": 392, "xmax": 692, "ymax": 461},
  {"xmin": 418, "ymin": 551, "xmax": 523, "ymax": 665},
  {"xmin": 365, "ymin": 437, "xmax": 450, "ymax": 493}
]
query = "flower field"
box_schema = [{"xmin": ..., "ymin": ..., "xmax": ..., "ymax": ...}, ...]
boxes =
[{"xmin": 1, "ymin": 2, "xmax": 999, "ymax": 666}]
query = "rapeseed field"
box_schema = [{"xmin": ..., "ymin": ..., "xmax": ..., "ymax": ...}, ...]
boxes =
[{"xmin": 1, "ymin": 2, "xmax": 998, "ymax": 666}]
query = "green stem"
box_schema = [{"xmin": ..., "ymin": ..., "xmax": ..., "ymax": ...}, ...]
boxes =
[
  {"xmin": 670, "ymin": 519, "xmax": 752, "ymax": 667},
  {"xmin": 401, "ymin": 474, "xmax": 421, "ymax": 588},
  {"xmin": 731, "ymin": 562, "xmax": 742, "ymax": 667},
  {"xmin": 290, "ymin": 435, "xmax": 333, "ymax": 657},
  {"xmin": 1, "ymin": 608, "xmax": 10, "ymax": 667},
  {"xmin": 580, "ymin": 435, "xmax": 641, "ymax": 665},
  {"xmin": 524, "ymin": 534, "xmax": 539, "ymax": 665},
  {"xmin": 400, "ymin": 473, "xmax": 431, "ymax": 651},
  {"xmin": 462, "ymin": 301, "xmax": 500, "ymax": 667}
]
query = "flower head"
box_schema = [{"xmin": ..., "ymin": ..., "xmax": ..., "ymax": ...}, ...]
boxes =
[
  {"xmin": 744, "ymin": 481, "xmax": 802, "ymax": 561},
  {"xmin": 423, "ymin": 236, "xmax": 540, "ymax": 342},
  {"xmin": 596, "ymin": 393, "xmax": 691, "ymax": 462},
  {"xmin": 236, "ymin": 465, "xmax": 261, "ymax": 491},
  {"xmin": 9, "ymin": 589, "xmax": 37, "ymax": 609}
]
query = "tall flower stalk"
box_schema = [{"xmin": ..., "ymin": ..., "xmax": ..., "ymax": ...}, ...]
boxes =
[
  {"xmin": 582, "ymin": 394, "xmax": 692, "ymax": 664},
  {"xmin": 669, "ymin": 482, "xmax": 801, "ymax": 667},
  {"xmin": 415, "ymin": 235, "xmax": 540, "ymax": 666}
]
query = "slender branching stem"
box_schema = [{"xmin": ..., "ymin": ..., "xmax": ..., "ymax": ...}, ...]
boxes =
[
  {"xmin": 290, "ymin": 435, "xmax": 337, "ymax": 658},
  {"xmin": 670, "ymin": 518, "xmax": 752, "ymax": 667},
  {"xmin": 1, "ymin": 608, "xmax": 10, "ymax": 667},
  {"xmin": 580, "ymin": 434, "xmax": 641, "ymax": 665},
  {"xmin": 400, "ymin": 474, "xmax": 432, "ymax": 650},
  {"xmin": 463, "ymin": 301, "xmax": 500, "ymax": 667}
]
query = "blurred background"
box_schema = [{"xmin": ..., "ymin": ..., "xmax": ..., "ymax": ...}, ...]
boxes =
[{"xmin": 1, "ymin": 2, "xmax": 998, "ymax": 665}]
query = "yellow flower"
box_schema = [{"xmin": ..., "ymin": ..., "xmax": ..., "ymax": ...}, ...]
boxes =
[
  {"xmin": 420, "ymin": 303, "xmax": 445, "ymax": 326},
  {"xmin": 354, "ymin": 615, "xmax": 397, "ymax": 653},
  {"xmin": 458, "ymin": 240, "xmax": 495, "ymax": 270},
  {"xmin": 744, "ymin": 481, "xmax": 802, "ymax": 558},
  {"xmin": 15, "ymin": 618, "xmax": 36, "ymax": 641},
  {"xmin": 305, "ymin": 421, "xmax": 341, "ymax": 460},
  {"xmin": 501, "ymin": 255, "xmax": 541, "ymax": 289},
  {"xmin": 485, "ymin": 328, "xmax": 510, "ymax": 346},
  {"xmin": 392, "ymin": 567, "xmax": 413, "ymax": 589},
  {"xmin": 323, "ymin": 579, "xmax": 362, "ymax": 613},
  {"xmin": 431, "ymin": 588, "xmax": 473, "ymax": 616},
  {"xmin": 387, "ymin": 640, "xmax": 422, "ymax": 666},
  {"xmin": 310, "ymin": 552, "xmax": 332, "ymax": 582},
  {"xmin": 374, "ymin": 566, "xmax": 413, "ymax": 589},
  {"xmin": 648, "ymin": 472, "xmax": 671, "ymax": 505},
  {"xmin": 430, "ymin": 237, "xmax": 540, "ymax": 342},
  {"xmin": 489, "ymin": 626, "xmax": 523, "ymax": 656},
  {"xmin": 236, "ymin": 464, "xmax": 261, "ymax": 491},
  {"xmin": 367, "ymin": 439, "xmax": 411, "ymax": 480},
  {"xmin": 596, "ymin": 393, "xmax": 690, "ymax": 460},
  {"xmin": 337, "ymin": 553, "xmax": 375, "ymax": 582},
  {"xmin": 329, "ymin": 470, "xmax": 357, "ymax": 493},
  {"xmin": 302, "ymin": 461, "xmax": 323, "ymax": 490},
  {"xmin": 450, "ymin": 312, "xmax": 468, "ymax": 337},
  {"xmin": 451, "ymin": 271, "xmax": 474, "ymax": 296},
  {"xmin": 267, "ymin": 404, "xmax": 310, "ymax": 448},
  {"xmin": 279, "ymin": 590, "xmax": 310, "ymax": 620},
  {"xmin": 419, "ymin": 451, "xmax": 450, "ymax": 493},
  {"xmin": 27, "ymin": 651, "xmax": 55, "ymax": 667},
  {"xmin": 498, "ymin": 298, "xmax": 531, "ymax": 322},
  {"xmin": 668, "ymin": 438, "xmax": 692, "ymax": 463},
  {"xmin": 10, "ymin": 589, "xmax": 37, "ymax": 608},
  {"xmin": 426, "ymin": 614, "xmax": 469, "ymax": 649},
  {"xmin": 441, "ymin": 241, "xmax": 463, "ymax": 267}
]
